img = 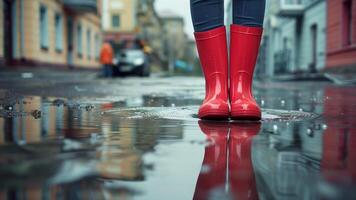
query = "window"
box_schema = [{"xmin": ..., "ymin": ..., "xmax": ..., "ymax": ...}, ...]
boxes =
[
  {"xmin": 77, "ymin": 24, "xmax": 83, "ymax": 57},
  {"xmin": 95, "ymin": 34, "xmax": 100, "ymax": 60},
  {"xmin": 112, "ymin": 15, "xmax": 120, "ymax": 28},
  {"xmin": 343, "ymin": 0, "xmax": 352, "ymax": 46},
  {"xmin": 39, "ymin": 5, "xmax": 48, "ymax": 49},
  {"xmin": 87, "ymin": 29, "xmax": 91, "ymax": 59},
  {"xmin": 55, "ymin": 14, "xmax": 63, "ymax": 52}
]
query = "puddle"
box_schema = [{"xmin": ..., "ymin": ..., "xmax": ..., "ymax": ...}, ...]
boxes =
[
  {"xmin": 105, "ymin": 106, "xmax": 319, "ymax": 122},
  {"xmin": 0, "ymin": 78, "xmax": 355, "ymax": 199}
]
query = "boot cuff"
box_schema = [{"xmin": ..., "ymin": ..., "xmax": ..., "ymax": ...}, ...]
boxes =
[
  {"xmin": 194, "ymin": 26, "xmax": 226, "ymax": 40},
  {"xmin": 230, "ymin": 24, "xmax": 263, "ymax": 36}
]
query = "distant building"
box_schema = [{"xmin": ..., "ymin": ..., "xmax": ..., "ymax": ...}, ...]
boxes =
[
  {"xmin": 258, "ymin": 0, "xmax": 327, "ymax": 77},
  {"xmin": 0, "ymin": 0, "xmax": 102, "ymax": 69},
  {"xmin": 102, "ymin": 0, "xmax": 138, "ymax": 43},
  {"xmin": 159, "ymin": 10, "xmax": 187, "ymax": 73},
  {"xmin": 326, "ymin": 0, "xmax": 356, "ymax": 71},
  {"xmin": 136, "ymin": 0, "xmax": 166, "ymax": 67}
]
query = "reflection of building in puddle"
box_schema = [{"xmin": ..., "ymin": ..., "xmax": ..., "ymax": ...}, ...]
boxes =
[
  {"xmin": 0, "ymin": 95, "xmax": 186, "ymax": 197},
  {"xmin": 321, "ymin": 87, "xmax": 356, "ymax": 198},
  {"xmin": 97, "ymin": 114, "xmax": 184, "ymax": 181},
  {"xmin": 0, "ymin": 96, "xmax": 103, "ymax": 143},
  {"xmin": 63, "ymin": 107, "xmax": 101, "ymax": 139},
  {"xmin": 252, "ymin": 123, "xmax": 322, "ymax": 200},
  {"xmin": 0, "ymin": 182, "xmax": 110, "ymax": 199},
  {"xmin": 97, "ymin": 116, "xmax": 143, "ymax": 180},
  {"xmin": 0, "ymin": 96, "xmax": 42, "ymax": 144},
  {"xmin": 257, "ymin": 88, "xmax": 324, "ymax": 113},
  {"xmin": 251, "ymin": 87, "xmax": 356, "ymax": 199}
]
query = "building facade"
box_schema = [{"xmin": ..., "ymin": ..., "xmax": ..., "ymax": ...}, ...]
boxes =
[
  {"xmin": 326, "ymin": 0, "xmax": 356, "ymax": 71},
  {"xmin": 0, "ymin": 0, "xmax": 102, "ymax": 69},
  {"xmin": 258, "ymin": 0, "xmax": 327, "ymax": 77},
  {"xmin": 136, "ymin": 0, "xmax": 166, "ymax": 66},
  {"xmin": 102, "ymin": 0, "xmax": 138, "ymax": 43},
  {"xmin": 159, "ymin": 10, "xmax": 187, "ymax": 73}
]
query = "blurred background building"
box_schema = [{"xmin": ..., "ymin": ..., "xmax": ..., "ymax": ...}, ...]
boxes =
[
  {"xmin": 159, "ymin": 10, "xmax": 188, "ymax": 73},
  {"xmin": 0, "ymin": 0, "xmax": 196, "ymax": 73},
  {"xmin": 136, "ymin": 0, "xmax": 166, "ymax": 68},
  {"xmin": 101, "ymin": 0, "xmax": 195, "ymax": 73},
  {"xmin": 1, "ymin": 0, "xmax": 354, "ymax": 75},
  {"xmin": 256, "ymin": 0, "xmax": 327, "ymax": 77},
  {"xmin": 0, "ymin": 0, "xmax": 103, "ymax": 69},
  {"xmin": 326, "ymin": 0, "xmax": 356, "ymax": 71},
  {"xmin": 227, "ymin": 0, "xmax": 356, "ymax": 78},
  {"xmin": 102, "ymin": 0, "xmax": 137, "ymax": 44}
]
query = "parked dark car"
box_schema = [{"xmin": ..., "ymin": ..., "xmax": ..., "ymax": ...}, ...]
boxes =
[{"xmin": 113, "ymin": 49, "xmax": 150, "ymax": 77}]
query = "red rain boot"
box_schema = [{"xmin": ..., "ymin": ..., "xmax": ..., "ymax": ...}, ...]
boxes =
[
  {"xmin": 195, "ymin": 27, "xmax": 229, "ymax": 119},
  {"xmin": 230, "ymin": 25, "xmax": 263, "ymax": 120}
]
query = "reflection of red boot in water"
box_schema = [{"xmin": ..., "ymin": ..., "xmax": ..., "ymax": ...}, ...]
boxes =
[
  {"xmin": 229, "ymin": 123, "xmax": 261, "ymax": 200},
  {"xmin": 194, "ymin": 121, "xmax": 229, "ymax": 200}
]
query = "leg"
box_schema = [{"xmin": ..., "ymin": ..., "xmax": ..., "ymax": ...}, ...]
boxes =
[
  {"xmin": 229, "ymin": 0, "xmax": 266, "ymax": 120},
  {"xmin": 190, "ymin": 0, "xmax": 229, "ymax": 119},
  {"xmin": 190, "ymin": 0, "xmax": 225, "ymax": 32},
  {"xmin": 233, "ymin": 0, "xmax": 266, "ymax": 27}
]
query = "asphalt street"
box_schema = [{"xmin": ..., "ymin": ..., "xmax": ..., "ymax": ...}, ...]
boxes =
[{"xmin": 0, "ymin": 69, "xmax": 355, "ymax": 200}]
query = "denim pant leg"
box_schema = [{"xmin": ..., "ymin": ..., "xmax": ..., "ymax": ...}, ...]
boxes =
[
  {"xmin": 233, "ymin": 0, "xmax": 266, "ymax": 27},
  {"xmin": 190, "ymin": 0, "xmax": 225, "ymax": 32},
  {"xmin": 103, "ymin": 64, "xmax": 112, "ymax": 77}
]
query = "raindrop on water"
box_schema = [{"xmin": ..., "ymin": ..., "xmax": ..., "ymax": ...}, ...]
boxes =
[
  {"xmin": 171, "ymin": 103, "xmax": 176, "ymax": 107},
  {"xmin": 261, "ymin": 100, "xmax": 265, "ymax": 106},
  {"xmin": 5, "ymin": 105, "xmax": 13, "ymax": 111},
  {"xmin": 322, "ymin": 124, "xmax": 328, "ymax": 130},
  {"xmin": 273, "ymin": 125, "xmax": 278, "ymax": 133},
  {"xmin": 307, "ymin": 128, "xmax": 314, "ymax": 137},
  {"xmin": 281, "ymin": 100, "xmax": 286, "ymax": 106}
]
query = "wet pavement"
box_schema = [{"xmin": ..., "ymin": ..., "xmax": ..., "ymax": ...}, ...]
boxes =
[{"xmin": 0, "ymin": 69, "xmax": 355, "ymax": 200}]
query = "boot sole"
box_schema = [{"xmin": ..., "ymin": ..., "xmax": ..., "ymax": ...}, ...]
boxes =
[
  {"xmin": 199, "ymin": 110, "xmax": 230, "ymax": 120},
  {"xmin": 231, "ymin": 111, "xmax": 261, "ymax": 121}
]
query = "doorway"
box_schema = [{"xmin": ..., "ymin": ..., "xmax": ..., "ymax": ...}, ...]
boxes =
[{"xmin": 3, "ymin": 0, "xmax": 14, "ymax": 65}]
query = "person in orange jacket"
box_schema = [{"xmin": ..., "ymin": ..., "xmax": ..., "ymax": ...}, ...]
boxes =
[{"xmin": 100, "ymin": 42, "xmax": 114, "ymax": 77}]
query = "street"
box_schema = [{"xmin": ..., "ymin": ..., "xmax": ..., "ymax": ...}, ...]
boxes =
[{"xmin": 0, "ymin": 69, "xmax": 356, "ymax": 200}]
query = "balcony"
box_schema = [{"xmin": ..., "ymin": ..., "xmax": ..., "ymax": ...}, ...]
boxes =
[
  {"xmin": 62, "ymin": 0, "xmax": 97, "ymax": 13},
  {"xmin": 276, "ymin": 0, "xmax": 305, "ymax": 17}
]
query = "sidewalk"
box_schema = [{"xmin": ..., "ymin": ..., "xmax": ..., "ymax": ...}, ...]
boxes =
[{"xmin": 0, "ymin": 67, "xmax": 100, "ymax": 82}]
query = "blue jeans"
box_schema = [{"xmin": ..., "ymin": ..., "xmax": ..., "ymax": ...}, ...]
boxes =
[
  {"xmin": 103, "ymin": 64, "xmax": 112, "ymax": 77},
  {"xmin": 190, "ymin": 0, "xmax": 266, "ymax": 32}
]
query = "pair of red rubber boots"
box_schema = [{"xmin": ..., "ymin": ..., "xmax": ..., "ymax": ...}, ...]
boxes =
[{"xmin": 195, "ymin": 25, "xmax": 263, "ymax": 120}]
